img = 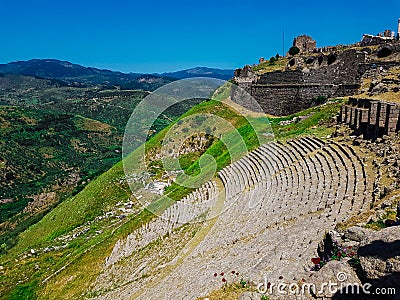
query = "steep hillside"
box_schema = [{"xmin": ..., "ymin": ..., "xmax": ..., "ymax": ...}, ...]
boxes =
[
  {"xmin": 0, "ymin": 94, "xmax": 345, "ymax": 299},
  {"xmin": 0, "ymin": 74, "xmax": 68, "ymax": 91},
  {"xmin": 0, "ymin": 106, "xmax": 122, "ymax": 251}
]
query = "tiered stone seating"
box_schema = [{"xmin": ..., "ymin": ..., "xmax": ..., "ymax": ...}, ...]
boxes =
[
  {"xmin": 98, "ymin": 137, "xmax": 371, "ymax": 300},
  {"xmin": 105, "ymin": 180, "xmax": 218, "ymax": 267}
]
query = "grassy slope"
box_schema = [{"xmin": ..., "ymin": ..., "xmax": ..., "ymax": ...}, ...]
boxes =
[
  {"xmin": 270, "ymin": 99, "xmax": 344, "ymax": 139},
  {"xmin": 252, "ymin": 57, "xmax": 288, "ymax": 74},
  {"xmin": 0, "ymin": 98, "xmax": 252, "ymax": 299},
  {"xmin": 0, "ymin": 106, "xmax": 124, "ymax": 251},
  {"xmin": 0, "ymin": 97, "xmax": 343, "ymax": 299}
]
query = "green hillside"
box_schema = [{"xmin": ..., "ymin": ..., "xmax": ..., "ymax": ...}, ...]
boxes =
[
  {"xmin": 0, "ymin": 106, "xmax": 122, "ymax": 251},
  {"xmin": 0, "ymin": 80, "xmax": 207, "ymax": 253},
  {"xmin": 0, "ymin": 93, "xmax": 342, "ymax": 299}
]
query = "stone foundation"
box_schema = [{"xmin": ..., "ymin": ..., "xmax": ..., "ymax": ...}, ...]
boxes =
[{"xmin": 339, "ymin": 97, "xmax": 400, "ymax": 139}]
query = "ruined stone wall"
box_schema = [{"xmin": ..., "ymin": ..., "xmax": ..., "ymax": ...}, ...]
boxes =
[
  {"xmin": 293, "ymin": 35, "xmax": 316, "ymax": 53},
  {"xmin": 246, "ymin": 84, "xmax": 360, "ymax": 116},
  {"xmin": 358, "ymin": 61, "xmax": 400, "ymax": 75},
  {"xmin": 339, "ymin": 97, "xmax": 400, "ymax": 139},
  {"xmin": 303, "ymin": 50, "xmax": 366, "ymax": 84},
  {"xmin": 233, "ymin": 49, "xmax": 367, "ymax": 116},
  {"xmin": 257, "ymin": 70, "xmax": 303, "ymax": 84},
  {"xmin": 361, "ymin": 34, "xmax": 395, "ymax": 46}
]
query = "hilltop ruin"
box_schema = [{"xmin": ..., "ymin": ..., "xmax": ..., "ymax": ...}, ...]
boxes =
[{"xmin": 233, "ymin": 26, "xmax": 400, "ymax": 118}]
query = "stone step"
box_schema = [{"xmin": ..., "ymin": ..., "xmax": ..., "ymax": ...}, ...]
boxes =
[{"xmin": 102, "ymin": 137, "xmax": 372, "ymax": 298}]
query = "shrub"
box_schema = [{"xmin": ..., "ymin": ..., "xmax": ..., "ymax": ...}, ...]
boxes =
[
  {"xmin": 239, "ymin": 278, "xmax": 247, "ymax": 288},
  {"xmin": 289, "ymin": 46, "xmax": 300, "ymax": 56},
  {"xmin": 311, "ymin": 96, "xmax": 327, "ymax": 105},
  {"xmin": 8, "ymin": 280, "xmax": 38, "ymax": 300}
]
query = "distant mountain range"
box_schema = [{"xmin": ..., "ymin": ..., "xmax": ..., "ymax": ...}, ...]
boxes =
[
  {"xmin": 0, "ymin": 59, "xmax": 234, "ymax": 89},
  {"xmin": 159, "ymin": 67, "xmax": 234, "ymax": 80}
]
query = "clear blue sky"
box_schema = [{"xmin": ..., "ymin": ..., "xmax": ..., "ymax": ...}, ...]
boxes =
[{"xmin": 1, "ymin": 0, "xmax": 399, "ymax": 73}]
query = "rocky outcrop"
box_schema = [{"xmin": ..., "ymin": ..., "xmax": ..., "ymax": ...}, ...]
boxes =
[
  {"xmin": 320, "ymin": 225, "xmax": 400, "ymax": 300},
  {"xmin": 293, "ymin": 35, "xmax": 317, "ymax": 53},
  {"xmin": 357, "ymin": 226, "xmax": 400, "ymax": 294},
  {"xmin": 309, "ymin": 260, "xmax": 362, "ymax": 299}
]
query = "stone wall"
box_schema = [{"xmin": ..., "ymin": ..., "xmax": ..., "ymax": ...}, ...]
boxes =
[
  {"xmin": 250, "ymin": 84, "xmax": 359, "ymax": 116},
  {"xmin": 257, "ymin": 69, "xmax": 303, "ymax": 84},
  {"xmin": 361, "ymin": 34, "xmax": 395, "ymax": 46},
  {"xmin": 304, "ymin": 50, "xmax": 366, "ymax": 84},
  {"xmin": 339, "ymin": 97, "xmax": 400, "ymax": 139},
  {"xmin": 233, "ymin": 49, "xmax": 367, "ymax": 115}
]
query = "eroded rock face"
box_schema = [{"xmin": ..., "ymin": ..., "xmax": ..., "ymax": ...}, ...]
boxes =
[
  {"xmin": 344, "ymin": 226, "xmax": 370, "ymax": 243},
  {"xmin": 309, "ymin": 260, "xmax": 361, "ymax": 299},
  {"xmin": 358, "ymin": 226, "xmax": 400, "ymax": 293},
  {"xmin": 313, "ymin": 225, "xmax": 400, "ymax": 299},
  {"xmin": 234, "ymin": 65, "xmax": 256, "ymax": 81}
]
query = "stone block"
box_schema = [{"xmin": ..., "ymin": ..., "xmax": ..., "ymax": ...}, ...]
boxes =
[
  {"xmin": 369, "ymin": 102, "xmax": 378, "ymax": 125},
  {"xmin": 350, "ymin": 106, "xmax": 357, "ymax": 126},
  {"xmin": 378, "ymin": 103, "xmax": 388, "ymax": 127},
  {"xmin": 355, "ymin": 108, "xmax": 361, "ymax": 129},
  {"xmin": 340, "ymin": 105, "xmax": 346, "ymax": 123},
  {"xmin": 345, "ymin": 105, "xmax": 351, "ymax": 124},
  {"xmin": 360, "ymin": 108, "xmax": 369, "ymax": 123}
]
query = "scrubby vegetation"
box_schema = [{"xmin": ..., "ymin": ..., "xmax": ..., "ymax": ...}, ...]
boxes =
[{"xmin": 269, "ymin": 99, "xmax": 343, "ymax": 139}]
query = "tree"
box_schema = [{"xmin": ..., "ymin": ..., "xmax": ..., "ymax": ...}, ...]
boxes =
[
  {"xmin": 269, "ymin": 57, "xmax": 277, "ymax": 65},
  {"xmin": 275, "ymin": 53, "xmax": 280, "ymax": 59},
  {"xmin": 289, "ymin": 46, "xmax": 300, "ymax": 56}
]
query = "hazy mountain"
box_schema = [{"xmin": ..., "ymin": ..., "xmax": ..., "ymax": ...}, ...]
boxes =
[
  {"xmin": 160, "ymin": 67, "xmax": 234, "ymax": 80},
  {"xmin": 0, "ymin": 60, "xmax": 234, "ymax": 90},
  {"xmin": 0, "ymin": 59, "xmax": 172, "ymax": 89},
  {"xmin": 0, "ymin": 73, "xmax": 68, "ymax": 91}
]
